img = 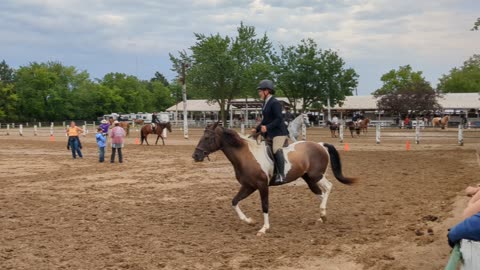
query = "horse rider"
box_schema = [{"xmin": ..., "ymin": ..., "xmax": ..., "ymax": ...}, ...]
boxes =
[
  {"xmin": 331, "ymin": 114, "xmax": 339, "ymax": 125},
  {"xmin": 251, "ymin": 79, "xmax": 289, "ymax": 185},
  {"xmin": 151, "ymin": 112, "xmax": 160, "ymax": 133},
  {"xmin": 284, "ymin": 107, "xmax": 294, "ymax": 126}
]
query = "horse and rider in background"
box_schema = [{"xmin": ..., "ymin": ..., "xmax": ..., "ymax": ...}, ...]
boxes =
[
  {"xmin": 432, "ymin": 115, "xmax": 450, "ymax": 129},
  {"xmin": 287, "ymin": 113, "xmax": 310, "ymax": 142}
]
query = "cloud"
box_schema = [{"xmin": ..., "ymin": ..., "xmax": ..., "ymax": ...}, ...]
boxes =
[{"xmin": 0, "ymin": 0, "xmax": 479, "ymax": 94}]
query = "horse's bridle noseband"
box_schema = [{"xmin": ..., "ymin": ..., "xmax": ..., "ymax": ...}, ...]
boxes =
[{"xmin": 195, "ymin": 128, "xmax": 223, "ymax": 161}]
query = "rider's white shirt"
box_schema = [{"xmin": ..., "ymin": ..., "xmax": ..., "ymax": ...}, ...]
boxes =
[{"xmin": 332, "ymin": 117, "xmax": 339, "ymax": 124}]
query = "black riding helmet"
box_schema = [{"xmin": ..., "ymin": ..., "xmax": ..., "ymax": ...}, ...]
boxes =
[{"xmin": 257, "ymin": 79, "xmax": 275, "ymax": 95}]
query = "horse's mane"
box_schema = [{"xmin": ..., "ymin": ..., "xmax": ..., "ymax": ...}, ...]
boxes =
[{"xmin": 220, "ymin": 128, "xmax": 245, "ymax": 148}]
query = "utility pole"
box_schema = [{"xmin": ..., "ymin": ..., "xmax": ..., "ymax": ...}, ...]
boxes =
[{"xmin": 181, "ymin": 63, "xmax": 189, "ymax": 139}]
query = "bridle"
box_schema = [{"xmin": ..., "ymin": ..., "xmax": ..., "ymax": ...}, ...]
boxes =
[{"xmin": 195, "ymin": 128, "xmax": 223, "ymax": 161}]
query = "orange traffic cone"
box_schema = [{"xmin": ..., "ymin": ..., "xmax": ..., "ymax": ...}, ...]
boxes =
[
  {"xmin": 135, "ymin": 137, "xmax": 140, "ymax": 145},
  {"xmin": 50, "ymin": 134, "xmax": 55, "ymax": 142},
  {"xmin": 406, "ymin": 141, "xmax": 411, "ymax": 151},
  {"xmin": 344, "ymin": 143, "xmax": 350, "ymax": 151}
]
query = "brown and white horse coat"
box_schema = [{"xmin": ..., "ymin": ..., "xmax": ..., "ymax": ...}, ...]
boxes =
[{"xmin": 192, "ymin": 123, "xmax": 357, "ymax": 236}]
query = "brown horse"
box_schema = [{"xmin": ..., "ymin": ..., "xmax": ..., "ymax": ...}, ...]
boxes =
[
  {"xmin": 325, "ymin": 120, "xmax": 339, "ymax": 138},
  {"xmin": 432, "ymin": 115, "xmax": 449, "ymax": 129},
  {"xmin": 358, "ymin": 118, "xmax": 370, "ymax": 134},
  {"xmin": 140, "ymin": 122, "xmax": 172, "ymax": 145},
  {"xmin": 134, "ymin": 119, "xmax": 144, "ymax": 125},
  {"xmin": 192, "ymin": 122, "xmax": 357, "ymax": 236}
]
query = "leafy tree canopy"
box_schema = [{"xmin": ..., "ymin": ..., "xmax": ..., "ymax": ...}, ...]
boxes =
[{"xmin": 437, "ymin": 54, "xmax": 480, "ymax": 93}]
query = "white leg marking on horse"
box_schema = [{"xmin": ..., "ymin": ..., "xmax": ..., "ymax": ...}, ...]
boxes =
[
  {"xmin": 256, "ymin": 213, "xmax": 270, "ymax": 236},
  {"xmin": 317, "ymin": 176, "xmax": 333, "ymax": 222},
  {"xmin": 233, "ymin": 205, "xmax": 253, "ymax": 224}
]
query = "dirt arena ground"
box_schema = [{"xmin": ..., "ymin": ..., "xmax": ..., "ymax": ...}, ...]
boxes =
[{"xmin": 1, "ymin": 126, "xmax": 479, "ymax": 270}]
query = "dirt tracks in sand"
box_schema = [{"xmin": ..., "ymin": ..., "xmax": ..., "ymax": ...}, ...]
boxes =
[{"xmin": 1, "ymin": 128, "xmax": 479, "ymax": 269}]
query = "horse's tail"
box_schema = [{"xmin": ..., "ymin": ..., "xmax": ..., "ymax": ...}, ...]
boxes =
[
  {"xmin": 140, "ymin": 128, "xmax": 145, "ymax": 142},
  {"xmin": 323, "ymin": 143, "xmax": 358, "ymax": 185}
]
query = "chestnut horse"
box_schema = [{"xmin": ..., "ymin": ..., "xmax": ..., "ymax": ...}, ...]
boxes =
[
  {"xmin": 358, "ymin": 118, "xmax": 370, "ymax": 134},
  {"xmin": 432, "ymin": 115, "xmax": 450, "ymax": 129},
  {"xmin": 140, "ymin": 122, "xmax": 172, "ymax": 145},
  {"xmin": 192, "ymin": 122, "xmax": 357, "ymax": 236}
]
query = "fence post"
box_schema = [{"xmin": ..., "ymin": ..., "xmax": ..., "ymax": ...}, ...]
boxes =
[
  {"xmin": 12, "ymin": 123, "xmax": 15, "ymax": 128},
  {"xmin": 415, "ymin": 121, "xmax": 420, "ymax": 144},
  {"xmin": 34, "ymin": 125, "xmax": 38, "ymax": 136},
  {"xmin": 82, "ymin": 125, "xmax": 87, "ymax": 136},
  {"xmin": 458, "ymin": 124, "xmax": 464, "ymax": 146},
  {"xmin": 240, "ymin": 123, "xmax": 245, "ymax": 135},
  {"xmin": 62, "ymin": 121, "xmax": 65, "ymax": 128},
  {"xmin": 39, "ymin": 122, "xmax": 42, "ymax": 128},
  {"xmin": 339, "ymin": 123, "xmax": 344, "ymax": 143},
  {"xmin": 19, "ymin": 124, "xmax": 23, "ymax": 136},
  {"xmin": 50, "ymin": 122, "xmax": 54, "ymax": 137},
  {"xmin": 302, "ymin": 121, "xmax": 307, "ymax": 141},
  {"xmin": 6, "ymin": 124, "xmax": 10, "ymax": 135},
  {"xmin": 376, "ymin": 124, "xmax": 381, "ymax": 144}
]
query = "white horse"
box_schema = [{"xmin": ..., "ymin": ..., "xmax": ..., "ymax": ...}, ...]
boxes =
[{"xmin": 288, "ymin": 114, "xmax": 310, "ymax": 142}]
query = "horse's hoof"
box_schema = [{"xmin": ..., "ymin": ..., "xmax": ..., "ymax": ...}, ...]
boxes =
[
  {"xmin": 318, "ymin": 216, "xmax": 327, "ymax": 223},
  {"xmin": 244, "ymin": 218, "xmax": 255, "ymax": 224},
  {"xmin": 256, "ymin": 231, "xmax": 266, "ymax": 237}
]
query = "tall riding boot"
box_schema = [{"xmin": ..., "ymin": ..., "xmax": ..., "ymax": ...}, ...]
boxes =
[{"xmin": 273, "ymin": 150, "xmax": 286, "ymax": 184}]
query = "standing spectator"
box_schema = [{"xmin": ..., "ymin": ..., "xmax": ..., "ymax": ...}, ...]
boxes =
[
  {"xmin": 110, "ymin": 120, "xmax": 126, "ymax": 163},
  {"xmin": 404, "ymin": 116, "xmax": 410, "ymax": 129},
  {"xmin": 66, "ymin": 121, "xmax": 83, "ymax": 159},
  {"xmin": 96, "ymin": 127, "xmax": 106, "ymax": 162},
  {"xmin": 99, "ymin": 119, "xmax": 110, "ymax": 137}
]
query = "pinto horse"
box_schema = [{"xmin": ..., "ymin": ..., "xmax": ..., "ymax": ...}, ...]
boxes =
[
  {"xmin": 140, "ymin": 122, "xmax": 172, "ymax": 145},
  {"xmin": 345, "ymin": 121, "xmax": 361, "ymax": 137},
  {"xmin": 287, "ymin": 113, "xmax": 310, "ymax": 142},
  {"xmin": 432, "ymin": 115, "xmax": 449, "ymax": 129},
  {"xmin": 192, "ymin": 122, "xmax": 357, "ymax": 236},
  {"xmin": 326, "ymin": 120, "xmax": 339, "ymax": 138}
]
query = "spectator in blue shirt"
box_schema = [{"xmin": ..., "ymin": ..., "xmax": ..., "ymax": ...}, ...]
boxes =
[
  {"xmin": 96, "ymin": 127, "xmax": 106, "ymax": 162},
  {"xmin": 447, "ymin": 212, "xmax": 480, "ymax": 248}
]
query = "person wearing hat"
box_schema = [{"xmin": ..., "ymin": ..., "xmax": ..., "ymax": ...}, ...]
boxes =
[
  {"xmin": 99, "ymin": 119, "xmax": 110, "ymax": 137},
  {"xmin": 110, "ymin": 120, "xmax": 126, "ymax": 163},
  {"xmin": 251, "ymin": 79, "xmax": 289, "ymax": 184}
]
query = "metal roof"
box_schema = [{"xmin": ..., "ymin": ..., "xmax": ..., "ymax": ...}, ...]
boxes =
[{"xmin": 166, "ymin": 93, "xmax": 479, "ymax": 112}]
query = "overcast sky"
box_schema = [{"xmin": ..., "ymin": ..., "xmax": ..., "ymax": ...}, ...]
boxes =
[{"xmin": 1, "ymin": 0, "xmax": 479, "ymax": 95}]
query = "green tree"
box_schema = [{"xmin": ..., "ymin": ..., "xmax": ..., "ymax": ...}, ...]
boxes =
[
  {"xmin": 15, "ymin": 62, "xmax": 91, "ymax": 121},
  {"xmin": 0, "ymin": 60, "xmax": 17, "ymax": 121},
  {"xmin": 170, "ymin": 22, "xmax": 273, "ymax": 125},
  {"xmin": 374, "ymin": 66, "xmax": 441, "ymax": 116},
  {"xmin": 150, "ymin": 71, "xmax": 170, "ymax": 87},
  {"xmin": 437, "ymin": 55, "xmax": 480, "ymax": 93},
  {"xmin": 373, "ymin": 65, "xmax": 425, "ymax": 95},
  {"xmin": 275, "ymin": 39, "xmax": 358, "ymax": 113},
  {"xmin": 472, "ymin": 17, "xmax": 480, "ymax": 31},
  {"xmin": 0, "ymin": 83, "xmax": 17, "ymax": 121},
  {"xmin": 98, "ymin": 73, "xmax": 153, "ymax": 113},
  {"xmin": 0, "ymin": 60, "xmax": 15, "ymax": 83}
]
